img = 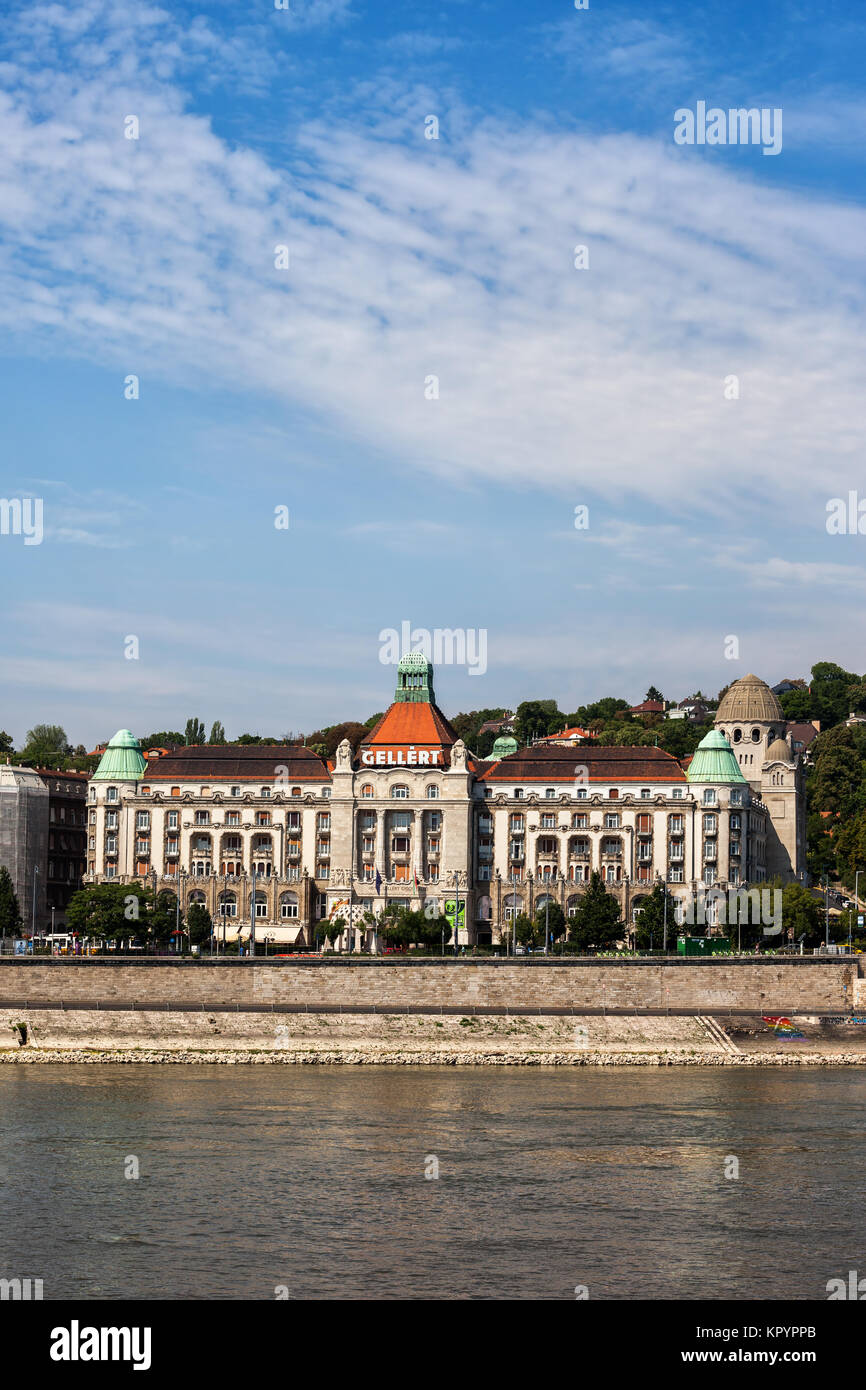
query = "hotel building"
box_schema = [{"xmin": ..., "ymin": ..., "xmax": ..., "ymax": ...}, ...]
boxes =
[{"xmin": 84, "ymin": 660, "xmax": 804, "ymax": 946}]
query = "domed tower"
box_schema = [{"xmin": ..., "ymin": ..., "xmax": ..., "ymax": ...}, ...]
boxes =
[
  {"xmin": 714, "ymin": 674, "xmax": 784, "ymax": 788},
  {"xmin": 761, "ymin": 731, "xmax": 805, "ymax": 882},
  {"xmin": 88, "ymin": 730, "xmax": 147, "ymax": 881},
  {"xmin": 394, "ymin": 651, "xmax": 435, "ymax": 704}
]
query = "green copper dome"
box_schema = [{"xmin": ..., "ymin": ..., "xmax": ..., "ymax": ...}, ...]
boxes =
[
  {"xmin": 395, "ymin": 651, "xmax": 435, "ymax": 704},
  {"xmin": 686, "ymin": 729, "xmax": 746, "ymax": 784},
  {"xmin": 491, "ymin": 734, "xmax": 519, "ymax": 758},
  {"xmin": 92, "ymin": 729, "xmax": 147, "ymax": 781}
]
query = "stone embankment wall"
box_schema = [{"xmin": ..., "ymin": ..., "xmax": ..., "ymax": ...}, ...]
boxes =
[{"xmin": 0, "ymin": 956, "xmax": 858, "ymax": 1013}]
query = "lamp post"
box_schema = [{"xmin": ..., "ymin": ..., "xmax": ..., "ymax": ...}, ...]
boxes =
[{"xmin": 853, "ymin": 869, "xmax": 862, "ymax": 952}]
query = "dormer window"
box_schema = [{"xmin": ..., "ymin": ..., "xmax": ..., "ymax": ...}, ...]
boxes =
[
  {"xmin": 545, "ymin": 788, "xmax": 555, "ymax": 799},
  {"xmin": 514, "ymin": 788, "xmax": 524, "ymax": 799}
]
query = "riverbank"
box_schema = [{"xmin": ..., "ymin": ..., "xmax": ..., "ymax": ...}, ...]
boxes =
[{"xmin": 3, "ymin": 1047, "xmax": 866, "ymax": 1064}]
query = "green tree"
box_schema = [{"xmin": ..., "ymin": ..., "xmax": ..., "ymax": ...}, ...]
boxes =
[
  {"xmin": 645, "ymin": 686, "xmax": 664, "ymax": 703},
  {"xmin": 568, "ymin": 872, "xmax": 622, "ymax": 952},
  {"xmin": 208, "ymin": 722, "xmax": 226, "ymax": 745},
  {"xmin": 0, "ymin": 731, "xmax": 14, "ymax": 754},
  {"xmin": 781, "ymin": 882, "xmax": 823, "ymax": 946},
  {"xmin": 67, "ymin": 883, "xmax": 148, "ymax": 941},
  {"xmin": 186, "ymin": 901, "xmax": 213, "ymax": 946},
  {"xmin": 534, "ymin": 900, "xmax": 566, "ymax": 945},
  {"xmin": 184, "ymin": 718, "xmax": 206, "ymax": 746},
  {"xmin": 137, "ymin": 731, "xmax": 184, "ymax": 750},
  {"xmin": 0, "ymin": 866, "xmax": 23, "ymax": 936},
  {"xmin": 22, "ymin": 724, "xmax": 69, "ymax": 765},
  {"xmin": 633, "ymin": 883, "xmax": 676, "ymax": 950}
]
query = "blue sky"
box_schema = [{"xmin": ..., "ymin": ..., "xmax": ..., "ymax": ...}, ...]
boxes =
[{"xmin": 1, "ymin": 0, "xmax": 865, "ymax": 746}]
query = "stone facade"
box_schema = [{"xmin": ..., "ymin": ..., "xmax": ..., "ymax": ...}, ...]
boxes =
[{"xmin": 82, "ymin": 660, "xmax": 803, "ymax": 946}]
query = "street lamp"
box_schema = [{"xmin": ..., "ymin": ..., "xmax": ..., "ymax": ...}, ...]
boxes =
[
  {"xmin": 31, "ymin": 864, "xmax": 39, "ymax": 941},
  {"xmin": 853, "ymin": 869, "xmax": 862, "ymax": 952}
]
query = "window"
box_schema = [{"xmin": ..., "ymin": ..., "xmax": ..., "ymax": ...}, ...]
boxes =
[
  {"xmin": 608, "ymin": 789, "xmax": 619, "ymax": 799},
  {"xmin": 427, "ymin": 812, "xmax": 442, "ymax": 831},
  {"xmin": 141, "ymin": 786, "xmax": 151, "ymax": 796},
  {"xmin": 575, "ymin": 788, "xmax": 587, "ymax": 800},
  {"xmin": 669, "ymin": 815, "xmax": 684, "ymax": 834},
  {"xmin": 168, "ymin": 810, "xmax": 179, "ymax": 829},
  {"xmin": 256, "ymin": 812, "xmax": 271, "ymax": 826},
  {"xmin": 510, "ymin": 814, "xmax": 524, "ymax": 831},
  {"xmin": 514, "ymin": 788, "xmax": 524, "ymax": 799},
  {"xmin": 88, "ymin": 810, "xmax": 96, "ymax": 825},
  {"xmin": 703, "ymin": 789, "xmax": 717, "ymax": 805},
  {"xmin": 391, "ymin": 811, "xmax": 411, "ymax": 829},
  {"xmin": 572, "ymin": 813, "xmax": 587, "ymax": 829},
  {"xmin": 106, "ymin": 811, "xmax": 118, "ymax": 829},
  {"xmin": 732, "ymin": 728, "xmax": 742, "ymax": 743},
  {"xmin": 640, "ymin": 788, "xmax": 650, "ymax": 799},
  {"xmin": 195, "ymin": 810, "xmax": 210, "ymax": 825},
  {"xmin": 392, "ymin": 836, "xmax": 410, "ymax": 853},
  {"xmin": 170, "ymin": 786, "xmax": 180, "ymax": 797},
  {"xmin": 230, "ymin": 786, "xmax": 240, "ymax": 797},
  {"xmin": 703, "ymin": 814, "xmax": 717, "ymax": 833},
  {"xmin": 261, "ymin": 787, "xmax": 271, "ymax": 798},
  {"xmin": 730, "ymin": 814, "xmax": 741, "ymax": 832},
  {"xmin": 361, "ymin": 784, "xmax": 374, "ymax": 799},
  {"xmin": 136, "ymin": 811, "xmax": 150, "ymax": 830},
  {"xmin": 317, "ymin": 813, "xmax": 330, "ymax": 831},
  {"xmin": 391, "ymin": 785, "xmax": 409, "ymax": 799},
  {"xmin": 636, "ymin": 814, "xmax": 651, "ymax": 833},
  {"xmin": 321, "ymin": 788, "xmax": 331, "ymax": 799},
  {"xmin": 426, "ymin": 785, "xmax": 440, "ymax": 799},
  {"xmin": 730, "ymin": 788, "xmax": 743, "ymax": 806},
  {"xmin": 604, "ymin": 813, "xmax": 620, "ymax": 828},
  {"xmin": 317, "ymin": 863, "xmax": 330, "ymax": 880},
  {"xmin": 280, "ymin": 893, "xmax": 299, "ymax": 919},
  {"xmin": 286, "ymin": 811, "xmax": 300, "ymax": 830},
  {"xmin": 251, "ymin": 893, "xmax": 267, "ymax": 919},
  {"xmin": 291, "ymin": 787, "xmax": 302, "ymax": 797},
  {"xmin": 478, "ymin": 864, "xmax": 491, "ymax": 880},
  {"xmin": 541, "ymin": 813, "xmax": 555, "ymax": 829},
  {"xmin": 545, "ymin": 788, "xmax": 556, "ymax": 799},
  {"xmin": 751, "ymin": 728, "xmax": 761, "ymax": 742},
  {"xmin": 106, "ymin": 787, "xmax": 118, "ymax": 802},
  {"xmin": 672, "ymin": 787, "xmax": 683, "ymax": 799}
]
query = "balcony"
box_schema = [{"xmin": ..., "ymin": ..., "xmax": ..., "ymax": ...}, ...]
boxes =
[
  {"xmin": 568, "ymin": 848, "xmax": 590, "ymax": 860},
  {"xmin": 165, "ymin": 846, "xmax": 180, "ymax": 859},
  {"xmin": 600, "ymin": 849, "xmax": 622, "ymax": 860},
  {"xmin": 286, "ymin": 844, "xmax": 301, "ymax": 859},
  {"xmin": 537, "ymin": 849, "xmax": 559, "ymax": 861},
  {"xmin": 252, "ymin": 845, "xmax": 273, "ymax": 858},
  {"xmin": 478, "ymin": 846, "xmax": 493, "ymax": 859}
]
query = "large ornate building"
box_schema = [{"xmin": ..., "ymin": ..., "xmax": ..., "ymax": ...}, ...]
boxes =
[{"xmin": 84, "ymin": 661, "xmax": 805, "ymax": 947}]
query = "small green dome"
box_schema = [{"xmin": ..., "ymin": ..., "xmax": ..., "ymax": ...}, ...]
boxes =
[
  {"xmin": 92, "ymin": 728, "xmax": 147, "ymax": 781},
  {"xmin": 491, "ymin": 734, "xmax": 518, "ymax": 758},
  {"xmin": 686, "ymin": 729, "xmax": 746, "ymax": 784},
  {"xmin": 398, "ymin": 651, "xmax": 429, "ymax": 669}
]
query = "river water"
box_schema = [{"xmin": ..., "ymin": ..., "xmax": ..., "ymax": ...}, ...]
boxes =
[{"xmin": 1, "ymin": 1066, "xmax": 863, "ymax": 1301}]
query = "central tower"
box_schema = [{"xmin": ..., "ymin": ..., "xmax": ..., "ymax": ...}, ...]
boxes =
[{"xmin": 395, "ymin": 650, "xmax": 435, "ymax": 704}]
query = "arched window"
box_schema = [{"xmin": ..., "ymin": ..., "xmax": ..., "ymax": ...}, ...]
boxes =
[
  {"xmin": 189, "ymin": 890, "xmax": 206, "ymax": 906},
  {"xmin": 425, "ymin": 785, "xmax": 440, "ymax": 799},
  {"xmin": 732, "ymin": 728, "xmax": 742, "ymax": 743},
  {"xmin": 218, "ymin": 892, "xmax": 237, "ymax": 917},
  {"xmin": 391, "ymin": 784, "xmax": 409, "ymax": 799},
  {"xmin": 750, "ymin": 728, "xmax": 761, "ymax": 742},
  {"xmin": 361, "ymin": 784, "xmax": 374, "ymax": 799},
  {"xmin": 279, "ymin": 892, "xmax": 299, "ymax": 919},
  {"xmin": 291, "ymin": 787, "xmax": 302, "ymax": 797},
  {"xmin": 250, "ymin": 891, "xmax": 267, "ymax": 919}
]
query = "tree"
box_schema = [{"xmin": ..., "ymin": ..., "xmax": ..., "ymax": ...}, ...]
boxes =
[
  {"xmin": 184, "ymin": 718, "xmax": 206, "ymax": 746},
  {"xmin": 633, "ymin": 883, "xmax": 676, "ymax": 950},
  {"xmin": 0, "ymin": 731, "xmax": 14, "ymax": 754},
  {"xmin": 186, "ymin": 901, "xmax": 213, "ymax": 945},
  {"xmin": 150, "ymin": 890, "xmax": 178, "ymax": 944},
  {"xmin": 0, "ymin": 867, "xmax": 22, "ymax": 936},
  {"xmin": 645, "ymin": 686, "xmax": 664, "ymax": 703},
  {"xmin": 781, "ymin": 883, "xmax": 822, "ymax": 946},
  {"xmin": 208, "ymin": 722, "xmax": 226, "ymax": 745},
  {"xmin": 22, "ymin": 724, "xmax": 69, "ymax": 765},
  {"xmin": 567, "ymin": 872, "xmax": 621, "ymax": 952},
  {"xmin": 514, "ymin": 700, "xmax": 564, "ymax": 744},
  {"xmin": 67, "ymin": 883, "xmax": 148, "ymax": 941},
  {"xmin": 138, "ymin": 731, "xmax": 184, "ymax": 750},
  {"xmin": 534, "ymin": 901, "xmax": 566, "ymax": 945}
]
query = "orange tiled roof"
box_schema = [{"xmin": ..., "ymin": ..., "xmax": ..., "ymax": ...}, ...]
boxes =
[
  {"xmin": 361, "ymin": 701, "xmax": 458, "ymax": 750},
  {"xmin": 481, "ymin": 744, "xmax": 686, "ymax": 783}
]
